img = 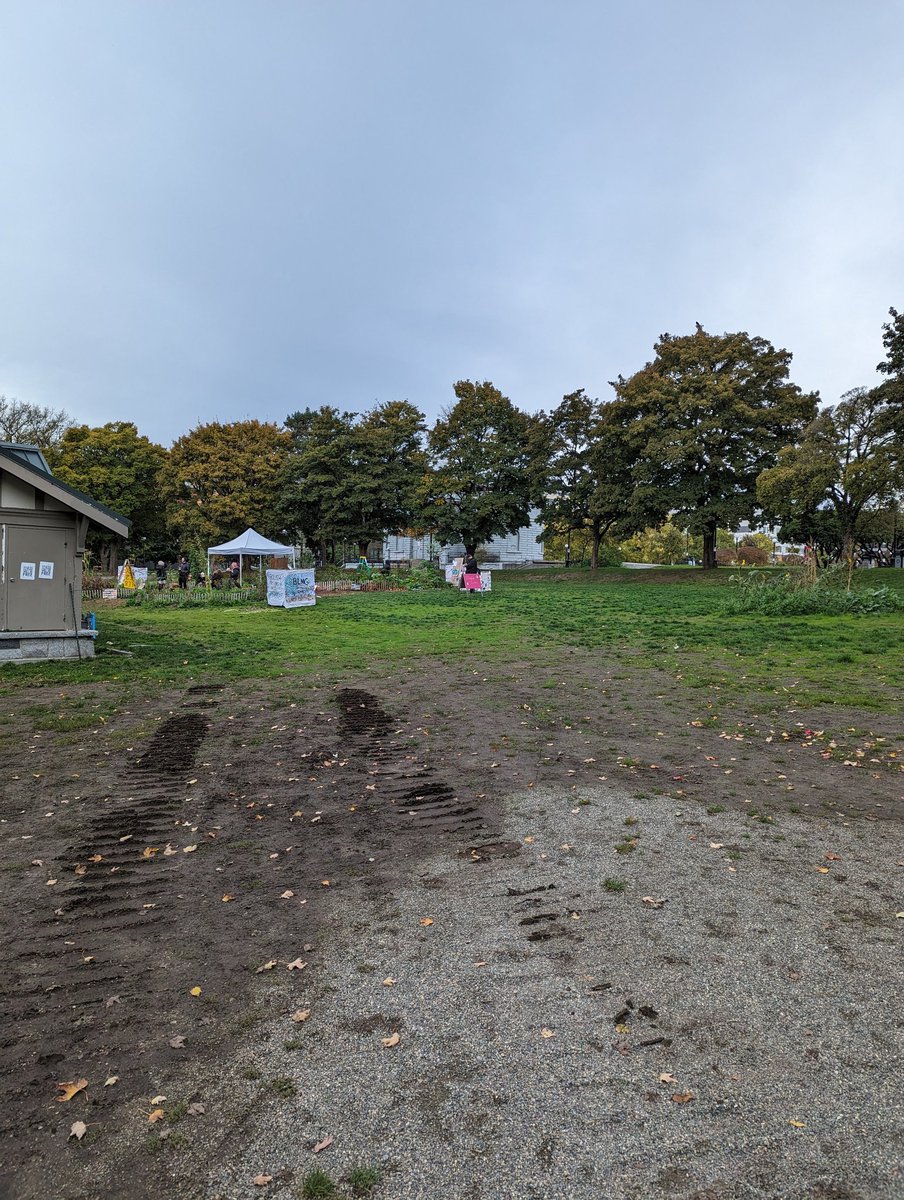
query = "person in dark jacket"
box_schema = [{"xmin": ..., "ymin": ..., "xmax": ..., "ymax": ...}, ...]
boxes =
[
  {"xmin": 155, "ymin": 560, "xmax": 167, "ymax": 590},
  {"xmin": 178, "ymin": 557, "xmax": 190, "ymax": 589},
  {"xmin": 229, "ymin": 561, "xmax": 240, "ymax": 588}
]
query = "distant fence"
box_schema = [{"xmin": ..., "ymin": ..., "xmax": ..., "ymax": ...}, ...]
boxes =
[
  {"xmin": 315, "ymin": 579, "xmax": 406, "ymax": 593},
  {"xmin": 83, "ymin": 587, "xmax": 256, "ymax": 603}
]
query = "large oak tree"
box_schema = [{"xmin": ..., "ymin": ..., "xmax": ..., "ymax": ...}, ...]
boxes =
[{"xmin": 609, "ymin": 325, "xmax": 818, "ymax": 568}]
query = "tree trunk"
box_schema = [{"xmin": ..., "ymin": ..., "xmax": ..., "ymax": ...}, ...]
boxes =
[
  {"xmin": 357, "ymin": 539, "xmax": 369, "ymax": 559},
  {"xmin": 464, "ymin": 542, "xmax": 477, "ymax": 559},
  {"xmin": 590, "ymin": 528, "xmax": 600, "ymax": 570},
  {"xmin": 701, "ymin": 521, "xmax": 717, "ymax": 570}
]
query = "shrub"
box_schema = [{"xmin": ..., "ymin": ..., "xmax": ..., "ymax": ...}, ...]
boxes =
[{"xmin": 724, "ymin": 570, "xmax": 902, "ymax": 616}]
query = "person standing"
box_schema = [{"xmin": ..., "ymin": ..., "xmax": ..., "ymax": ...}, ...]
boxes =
[
  {"xmin": 178, "ymin": 557, "xmax": 190, "ymax": 590},
  {"xmin": 229, "ymin": 561, "xmax": 240, "ymax": 588},
  {"xmin": 155, "ymin": 560, "xmax": 167, "ymax": 590}
]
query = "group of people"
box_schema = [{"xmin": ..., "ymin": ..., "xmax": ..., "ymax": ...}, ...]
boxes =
[{"xmin": 154, "ymin": 558, "xmax": 242, "ymax": 590}]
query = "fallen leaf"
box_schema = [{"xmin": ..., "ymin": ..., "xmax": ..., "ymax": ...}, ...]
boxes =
[
  {"xmin": 381, "ymin": 1032, "xmax": 401, "ymax": 1048},
  {"xmin": 256, "ymin": 960, "xmax": 277, "ymax": 973},
  {"xmin": 74, "ymin": 864, "xmax": 87, "ymax": 875},
  {"xmin": 183, "ymin": 845, "xmax": 198, "ymax": 854},
  {"xmin": 140, "ymin": 847, "xmax": 159, "ymax": 859},
  {"xmin": 148, "ymin": 1108, "xmax": 165, "ymax": 1123},
  {"xmin": 671, "ymin": 1092, "xmax": 695, "ymax": 1104},
  {"xmin": 104, "ymin": 1076, "xmax": 119, "ymax": 1087},
  {"xmin": 221, "ymin": 894, "xmax": 234, "ymax": 902},
  {"xmin": 642, "ymin": 896, "xmax": 666, "ymax": 908},
  {"xmin": 313, "ymin": 1134, "xmax": 334, "ymax": 1154},
  {"xmin": 150, "ymin": 1094, "xmax": 167, "ymax": 1104},
  {"xmin": 286, "ymin": 959, "xmax": 307, "ymax": 971},
  {"xmin": 169, "ymin": 1035, "xmax": 186, "ymax": 1048},
  {"xmin": 816, "ymin": 867, "xmax": 830, "ymax": 874},
  {"xmin": 658, "ymin": 1073, "xmax": 678, "ymax": 1084},
  {"xmin": 280, "ymin": 890, "xmax": 295, "ymax": 899},
  {"xmin": 56, "ymin": 1079, "xmax": 88, "ymax": 1103},
  {"xmin": 291, "ymin": 1009, "xmax": 311, "ymax": 1023},
  {"xmin": 382, "ymin": 977, "xmax": 396, "ymax": 987},
  {"xmin": 252, "ymin": 1175, "xmax": 273, "ymax": 1187},
  {"xmin": 189, "ymin": 986, "xmax": 202, "ymax": 997},
  {"xmin": 614, "ymin": 1023, "xmax": 631, "ymax": 1035},
  {"xmin": 321, "ymin": 879, "xmax": 330, "ymax": 887},
  {"xmin": 69, "ymin": 1120, "xmax": 88, "ymax": 1141},
  {"xmin": 709, "ymin": 842, "xmax": 724, "ymax": 850},
  {"xmin": 789, "ymin": 1119, "xmax": 806, "ymax": 1128},
  {"xmin": 105, "ymin": 995, "xmax": 121, "ymax": 1008},
  {"xmin": 187, "ymin": 1102, "xmax": 205, "ymax": 1115},
  {"xmin": 419, "ymin": 917, "xmax": 434, "ymax": 927},
  {"xmin": 540, "ymin": 1028, "xmax": 555, "ymax": 1039},
  {"xmin": 163, "ymin": 844, "xmax": 178, "ymax": 856}
]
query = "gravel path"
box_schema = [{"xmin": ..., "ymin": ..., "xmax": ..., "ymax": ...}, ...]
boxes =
[{"xmin": 207, "ymin": 782, "xmax": 904, "ymax": 1200}]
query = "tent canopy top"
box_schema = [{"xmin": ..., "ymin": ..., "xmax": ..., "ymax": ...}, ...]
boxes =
[{"xmin": 207, "ymin": 528, "xmax": 294, "ymax": 556}]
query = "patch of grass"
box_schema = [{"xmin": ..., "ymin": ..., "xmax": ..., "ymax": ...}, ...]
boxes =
[
  {"xmin": 283, "ymin": 1038, "xmax": 305, "ymax": 1050},
  {"xmin": 268, "ymin": 1077, "xmax": 297, "ymax": 1098},
  {"xmin": 241, "ymin": 1066, "xmax": 262, "ymax": 1081},
  {"xmin": 614, "ymin": 838, "xmax": 639, "ymax": 854},
  {"xmin": 299, "ymin": 1168, "xmax": 339, "ymax": 1199},
  {"xmin": 706, "ymin": 804, "xmax": 725, "ymax": 815},
  {"xmin": 347, "ymin": 1164, "xmax": 382, "ymax": 1194},
  {"xmin": 603, "ymin": 878, "xmax": 626, "ymax": 892},
  {"xmin": 166, "ymin": 1101, "xmax": 188, "ymax": 1123}
]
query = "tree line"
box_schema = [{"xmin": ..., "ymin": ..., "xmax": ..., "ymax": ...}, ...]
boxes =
[{"xmin": 2, "ymin": 309, "xmax": 901, "ymax": 572}]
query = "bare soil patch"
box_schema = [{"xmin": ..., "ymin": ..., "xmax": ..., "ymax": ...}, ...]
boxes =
[{"xmin": 0, "ymin": 648, "xmax": 901, "ymax": 1198}]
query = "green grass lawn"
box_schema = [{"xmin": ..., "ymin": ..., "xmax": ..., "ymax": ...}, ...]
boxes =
[{"xmin": 3, "ymin": 567, "xmax": 902, "ymax": 715}]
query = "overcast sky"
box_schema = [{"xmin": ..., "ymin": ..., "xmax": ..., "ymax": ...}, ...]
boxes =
[{"xmin": 1, "ymin": 0, "xmax": 902, "ymax": 446}]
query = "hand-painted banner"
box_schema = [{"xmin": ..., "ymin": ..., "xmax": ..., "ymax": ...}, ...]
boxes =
[{"xmin": 266, "ymin": 568, "xmax": 316, "ymax": 608}]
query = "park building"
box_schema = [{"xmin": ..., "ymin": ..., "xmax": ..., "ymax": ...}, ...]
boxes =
[
  {"xmin": 383, "ymin": 511, "xmax": 545, "ymax": 567},
  {"xmin": 0, "ymin": 442, "xmax": 129, "ymax": 662}
]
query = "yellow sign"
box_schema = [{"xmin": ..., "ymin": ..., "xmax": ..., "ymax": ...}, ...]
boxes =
[{"xmin": 122, "ymin": 560, "xmax": 136, "ymax": 589}]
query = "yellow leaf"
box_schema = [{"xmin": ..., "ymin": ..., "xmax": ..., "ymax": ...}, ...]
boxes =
[
  {"xmin": 381, "ymin": 1032, "xmax": 401, "ymax": 1048},
  {"xmin": 382, "ymin": 977, "xmax": 396, "ymax": 987},
  {"xmin": 56, "ymin": 1078, "xmax": 88, "ymax": 1103},
  {"xmin": 789, "ymin": 1119, "xmax": 806, "ymax": 1128},
  {"xmin": 150, "ymin": 1094, "xmax": 167, "ymax": 1104},
  {"xmin": 280, "ymin": 890, "xmax": 295, "ymax": 899},
  {"xmin": 286, "ymin": 958, "xmax": 307, "ymax": 971},
  {"xmin": 148, "ymin": 1108, "xmax": 165, "ymax": 1123},
  {"xmin": 104, "ymin": 1076, "xmax": 119, "ymax": 1087},
  {"xmin": 189, "ymin": 986, "xmax": 202, "ymax": 997},
  {"xmin": 255, "ymin": 960, "xmax": 277, "ymax": 973},
  {"xmin": 816, "ymin": 867, "xmax": 830, "ymax": 874},
  {"xmin": 222, "ymin": 893, "xmax": 234, "ymax": 902},
  {"xmin": 183, "ymin": 844, "xmax": 198, "ymax": 854},
  {"xmin": 419, "ymin": 917, "xmax": 434, "ymax": 927},
  {"xmin": 540, "ymin": 1028, "xmax": 555, "ymax": 1039},
  {"xmin": 615, "ymin": 1023, "xmax": 631, "ymax": 1035},
  {"xmin": 140, "ymin": 847, "xmax": 159, "ymax": 859},
  {"xmin": 291, "ymin": 1009, "xmax": 311, "ymax": 1023}
]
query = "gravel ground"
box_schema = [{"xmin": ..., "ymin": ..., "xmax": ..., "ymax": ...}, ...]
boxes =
[{"xmin": 204, "ymin": 782, "xmax": 904, "ymax": 1200}]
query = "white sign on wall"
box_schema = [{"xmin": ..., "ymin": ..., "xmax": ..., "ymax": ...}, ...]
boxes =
[
  {"xmin": 20, "ymin": 562, "xmax": 36, "ymax": 580},
  {"xmin": 39, "ymin": 561, "xmax": 54, "ymax": 579}
]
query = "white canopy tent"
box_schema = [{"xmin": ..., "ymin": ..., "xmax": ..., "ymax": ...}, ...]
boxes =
[{"xmin": 206, "ymin": 528, "xmax": 296, "ymax": 585}]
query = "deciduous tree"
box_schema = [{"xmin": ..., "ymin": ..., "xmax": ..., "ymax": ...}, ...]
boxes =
[
  {"xmin": 610, "ymin": 326, "xmax": 817, "ymax": 568},
  {"xmin": 160, "ymin": 420, "xmax": 292, "ymax": 549},
  {"xmin": 53, "ymin": 421, "xmax": 167, "ymax": 571},
  {"xmin": 423, "ymin": 380, "xmax": 536, "ymax": 558},
  {"xmin": 0, "ymin": 395, "xmax": 72, "ymax": 457},
  {"xmin": 757, "ymin": 386, "xmax": 903, "ymax": 570}
]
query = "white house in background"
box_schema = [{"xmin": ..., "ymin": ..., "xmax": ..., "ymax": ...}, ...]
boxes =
[{"xmin": 384, "ymin": 511, "xmax": 545, "ymax": 566}]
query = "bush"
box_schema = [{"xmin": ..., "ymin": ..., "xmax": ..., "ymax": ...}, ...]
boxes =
[{"xmin": 724, "ymin": 570, "xmax": 902, "ymax": 616}]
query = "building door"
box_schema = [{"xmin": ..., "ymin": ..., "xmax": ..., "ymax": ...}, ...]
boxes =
[{"xmin": 4, "ymin": 525, "xmax": 71, "ymax": 631}]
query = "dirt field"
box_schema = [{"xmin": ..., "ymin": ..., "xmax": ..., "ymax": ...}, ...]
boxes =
[{"xmin": 1, "ymin": 647, "xmax": 902, "ymax": 1199}]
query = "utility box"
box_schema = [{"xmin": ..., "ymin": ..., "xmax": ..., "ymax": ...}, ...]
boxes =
[{"xmin": 0, "ymin": 443, "xmax": 130, "ymax": 662}]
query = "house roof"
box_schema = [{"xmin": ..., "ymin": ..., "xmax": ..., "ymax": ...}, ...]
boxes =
[{"xmin": 0, "ymin": 444, "xmax": 131, "ymax": 537}]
